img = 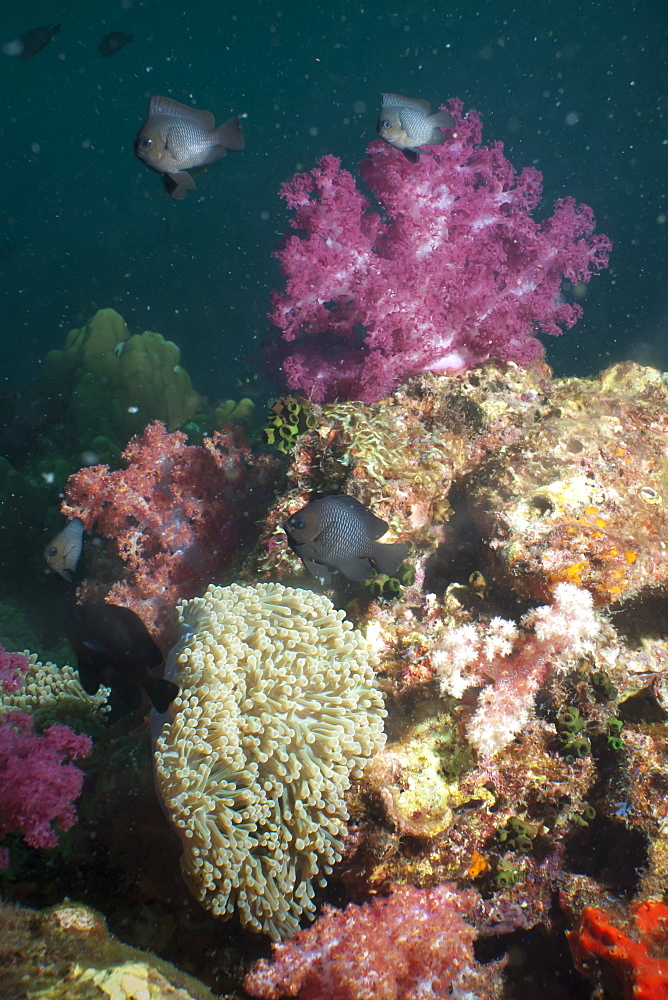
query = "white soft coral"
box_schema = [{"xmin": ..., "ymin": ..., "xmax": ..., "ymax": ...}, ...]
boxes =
[{"xmin": 433, "ymin": 584, "xmax": 604, "ymax": 758}]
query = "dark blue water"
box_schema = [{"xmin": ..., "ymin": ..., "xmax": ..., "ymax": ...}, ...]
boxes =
[{"xmin": 1, "ymin": 0, "xmax": 666, "ymax": 398}]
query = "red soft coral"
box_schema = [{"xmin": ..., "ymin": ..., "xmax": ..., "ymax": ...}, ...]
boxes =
[
  {"xmin": 62, "ymin": 420, "xmax": 276, "ymax": 644},
  {"xmin": 0, "ymin": 646, "xmax": 29, "ymax": 695},
  {"xmin": 270, "ymin": 99, "xmax": 610, "ymax": 403},
  {"xmin": 244, "ymin": 884, "xmax": 504, "ymax": 1000}
]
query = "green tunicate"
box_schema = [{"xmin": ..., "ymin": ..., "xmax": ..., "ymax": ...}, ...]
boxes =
[
  {"xmin": 495, "ymin": 861, "xmax": 520, "ymax": 887},
  {"xmin": 558, "ymin": 706, "xmax": 585, "ymax": 734},
  {"xmin": 497, "ymin": 816, "xmax": 538, "ymax": 852},
  {"xmin": 278, "ymin": 423, "xmax": 298, "ymax": 440},
  {"xmin": 264, "ymin": 396, "xmax": 316, "ymax": 454},
  {"xmin": 592, "ymin": 670, "xmax": 618, "ymax": 700},
  {"xmin": 562, "ymin": 735, "xmax": 591, "ymax": 758}
]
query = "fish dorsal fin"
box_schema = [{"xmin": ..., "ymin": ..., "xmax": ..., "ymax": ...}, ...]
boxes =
[
  {"xmin": 381, "ymin": 93, "xmax": 432, "ymax": 114},
  {"xmin": 148, "ymin": 96, "xmax": 215, "ymax": 129}
]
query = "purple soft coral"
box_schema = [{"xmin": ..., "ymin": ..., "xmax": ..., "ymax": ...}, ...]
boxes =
[{"xmin": 270, "ymin": 99, "xmax": 611, "ymax": 403}]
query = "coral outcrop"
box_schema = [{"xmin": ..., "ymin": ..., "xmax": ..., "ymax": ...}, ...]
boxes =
[
  {"xmin": 41, "ymin": 307, "xmax": 201, "ymax": 438},
  {"xmin": 0, "ymin": 898, "xmax": 215, "ymax": 1000},
  {"xmin": 469, "ymin": 361, "xmax": 668, "ymax": 604}
]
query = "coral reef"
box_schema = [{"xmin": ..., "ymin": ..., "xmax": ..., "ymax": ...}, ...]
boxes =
[
  {"xmin": 250, "ymin": 361, "xmax": 550, "ymax": 584},
  {"xmin": 63, "ymin": 420, "xmax": 278, "ymax": 643},
  {"xmin": 154, "ymin": 582, "xmax": 386, "ymax": 940},
  {"xmin": 0, "ymin": 898, "xmax": 216, "ymax": 1000},
  {"xmin": 269, "ymin": 99, "xmax": 610, "ymax": 403},
  {"xmin": 469, "ymin": 361, "xmax": 668, "ymax": 604},
  {"xmin": 7, "ymin": 341, "xmax": 668, "ymax": 999},
  {"xmin": 244, "ymin": 883, "xmax": 504, "ymax": 999},
  {"xmin": 249, "ymin": 358, "xmax": 668, "ymax": 973}
]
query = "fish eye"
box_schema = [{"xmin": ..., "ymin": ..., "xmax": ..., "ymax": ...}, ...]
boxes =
[
  {"xmin": 48, "ymin": 546, "xmax": 58, "ymax": 557},
  {"xmin": 139, "ymin": 136, "xmax": 152, "ymax": 149},
  {"xmin": 381, "ymin": 119, "xmax": 392, "ymax": 129},
  {"xmin": 290, "ymin": 516, "xmax": 307, "ymax": 531}
]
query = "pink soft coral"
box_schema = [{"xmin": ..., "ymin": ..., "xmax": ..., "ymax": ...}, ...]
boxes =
[
  {"xmin": 0, "ymin": 710, "xmax": 91, "ymax": 864},
  {"xmin": 62, "ymin": 420, "xmax": 276, "ymax": 644},
  {"xmin": 244, "ymin": 883, "xmax": 504, "ymax": 1000},
  {"xmin": 270, "ymin": 99, "xmax": 611, "ymax": 403}
]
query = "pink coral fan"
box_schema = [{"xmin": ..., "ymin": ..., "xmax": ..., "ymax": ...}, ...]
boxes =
[
  {"xmin": 243, "ymin": 883, "xmax": 504, "ymax": 1000},
  {"xmin": 0, "ymin": 646, "xmax": 29, "ymax": 695},
  {"xmin": 270, "ymin": 99, "xmax": 611, "ymax": 403},
  {"xmin": 432, "ymin": 583, "xmax": 608, "ymax": 757},
  {"xmin": 0, "ymin": 710, "xmax": 91, "ymax": 864},
  {"xmin": 62, "ymin": 420, "xmax": 276, "ymax": 644}
]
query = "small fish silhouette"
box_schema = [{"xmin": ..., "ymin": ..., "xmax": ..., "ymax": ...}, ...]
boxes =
[
  {"xmin": 284, "ymin": 494, "xmax": 409, "ymax": 585},
  {"xmin": 65, "ymin": 603, "xmax": 178, "ymax": 713},
  {"xmin": 13, "ymin": 24, "xmax": 61, "ymax": 60},
  {"xmin": 377, "ymin": 93, "xmax": 454, "ymax": 163},
  {"xmin": 98, "ymin": 31, "xmax": 133, "ymax": 57},
  {"xmin": 135, "ymin": 95, "xmax": 244, "ymax": 200},
  {"xmin": 44, "ymin": 517, "xmax": 84, "ymax": 581}
]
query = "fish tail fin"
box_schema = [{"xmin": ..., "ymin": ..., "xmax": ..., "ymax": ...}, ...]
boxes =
[
  {"xmin": 371, "ymin": 541, "xmax": 410, "ymax": 578},
  {"xmin": 430, "ymin": 109, "xmax": 455, "ymax": 130},
  {"xmin": 215, "ymin": 117, "xmax": 244, "ymax": 151}
]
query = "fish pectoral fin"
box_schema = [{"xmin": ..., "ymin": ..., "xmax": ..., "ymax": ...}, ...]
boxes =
[
  {"xmin": 164, "ymin": 172, "xmax": 195, "ymax": 199},
  {"xmin": 214, "ymin": 117, "xmax": 244, "ymax": 151},
  {"xmin": 371, "ymin": 541, "xmax": 410, "ymax": 578},
  {"xmin": 401, "ymin": 148, "xmax": 420, "ymax": 163}
]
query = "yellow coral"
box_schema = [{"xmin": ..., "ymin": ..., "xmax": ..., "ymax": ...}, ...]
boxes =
[
  {"xmin": 0, "ymin": 651, "xmax": 109, "ymax": 721},
  {"xmin": 154, "ymin": 581, "xmax": 386, "ymax": 940},
  {"xmin": 42, "ymin": 308, "xmax": 201, "ymax": 434}
]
